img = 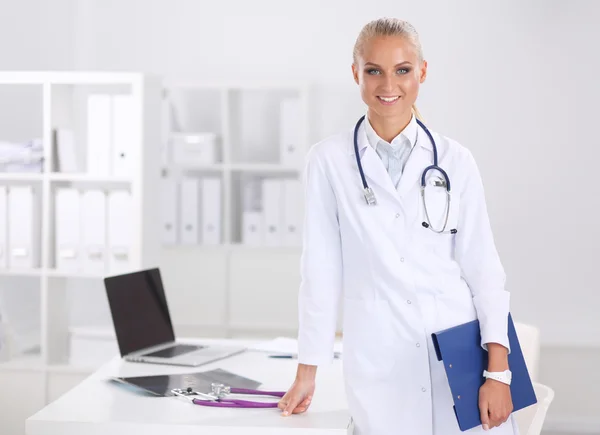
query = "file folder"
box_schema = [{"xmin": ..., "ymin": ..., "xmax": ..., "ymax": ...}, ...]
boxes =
[
  {"xmin": 87, "ymin": 94, "xmax": 112, "ymax": 175},
  {"xmin": 431, "ymin": 313, "xmax": 537, "ymax": 432},
  {"xmin": 200, "ymin": 177, "xmax": 221, "ymax": 245},
  {"xmin": 81, "ymin": 190, "xmax": 107, "ymax": 275},
  {"xmin": 111, "ymin": 94, "xmax": 135, "ymax": 176},
  {"xmin": 160, "ymin": 179, "xmax": 178, "ymax": 245},
  {"xmin": 261, "ymin": 179, "xmax": 283, "ymax": 247},
  {"xmin": 55, "ymin": 188, "xmax": 81, "ymax": 272},
  {"xmin": 179, "ymin": 179, "xmax": 200, "ymax": 245},
  {"xmin": 8, "ymin": 186, "xmax": 40, "ymax": 269},
  {"xmin": 108, "ymin": 191, "xmax": 132, "ymax": 274}
]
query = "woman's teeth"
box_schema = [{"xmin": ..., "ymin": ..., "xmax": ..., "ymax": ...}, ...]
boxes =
[{"xmin": 378, "ymin": 96, "xmax": 399, "ymax": 102}]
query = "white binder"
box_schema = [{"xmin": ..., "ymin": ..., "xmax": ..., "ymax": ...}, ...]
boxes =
[
  {"xmin": 0, "ymin": 186, "xmax": 7, "ymax": 269},
  {"xmin": 201, "ymin": 177, "xmax": 221, "ymax": 245},
  {"xmin": 279, "ymin": 98, "xmax": 303, "ymax": 166},
  {"xmin": 111, "ymin": 95, "xmax": 135, "ymax": 176},
  {"xmin": 55, "ymin": 188, "xmax": 81, "ymax": 272},
  {"xmin": 160, "ymin": 179, "xmax": 178, "ymax": 245},
  {"xmin": 8, "ymin": 186, "xmax": 39, "ymax": 269},
  {"xmin": 261, "ymin": 179, "xmax": 283, "ymax": 247},
  {"xmin": 81, "ymin": 190, "xmax": 107, "ymax": 275},
  {"xmin": 86, "ymin": 94, "xmax": 112, "ymax": 175},
  {"xmin": 242, "ymin": 211, "xmax": 263, "ymax": 246},
  {"xmin": 107, "ymin": 191, "xmax": 132, "ymax": 274},
  {"xmin": 282, "ymin": 179, "xmax": 304, "ymax": 246},
  {"xmin": 179, "ymin": 179, "xmax": 200, "ymax": 245},
  {"xmin": 54, "ymin": 128, "xmax": 79, "ymax": 172}
]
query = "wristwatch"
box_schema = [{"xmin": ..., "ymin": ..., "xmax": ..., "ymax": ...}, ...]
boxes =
[{"xmin": 483, "ymin": 370, "xmax": 512, "ymax": 386}]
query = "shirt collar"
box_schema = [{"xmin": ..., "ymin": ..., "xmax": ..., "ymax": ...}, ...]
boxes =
[{"xmin": 364, "ymin": 113, "xmax": 418, "ymax": 151}]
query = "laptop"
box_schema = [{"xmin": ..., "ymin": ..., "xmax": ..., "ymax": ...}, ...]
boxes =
[{"xmin": 104, "ymin": 268, "xmax": 246, "ymax": 367}]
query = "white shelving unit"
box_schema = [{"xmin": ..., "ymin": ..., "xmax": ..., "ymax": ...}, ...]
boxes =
[
  {"xmin": 158, "ymin": 80, "xmax": 310, "ymax": 339},
  {"xmin": 0, "ymin": 72, "xmax": 162, "ymax": 428}
]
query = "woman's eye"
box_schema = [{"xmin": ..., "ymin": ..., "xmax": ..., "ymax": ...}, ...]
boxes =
[
  {"xmin": 367, "ymin": 69, "xmax": 381, "ymax": 75},
  {"xmin": 397, "ymin": 68, "xmax": 410, "ymax": 74}
]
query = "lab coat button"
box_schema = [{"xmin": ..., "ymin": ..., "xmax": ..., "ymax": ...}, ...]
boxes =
[
  {"xmin": 422, "ymin": 387, "xmax": 427, "ymax": 392},
  {"xmin": 416, "ymin": 343, "xmax": 421, "ymax": 348},
  {"xmin": 407, "ymin": 300, "xmax": 412, "ymax": 304},
  {"xmin": 400, "ymin": 257, "xmax": 405, "ymax": 262},
  {"xmin": 395, "ymin": 213, "xmax": 400, "ymax": 218}
]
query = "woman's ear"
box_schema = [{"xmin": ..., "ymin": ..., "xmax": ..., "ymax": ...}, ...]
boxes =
[
  {"xmin": 351, "ymin": 63, "xmax": 360, "ymax": 85},
  {"xmin": 419, "ymin": 60, "xmax": 428, "ymax": 84}
]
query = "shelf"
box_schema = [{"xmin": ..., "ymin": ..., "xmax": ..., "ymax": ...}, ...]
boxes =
[
  {"xmin": 230, "ymin": 163, "xmax": 301, "ymax": 173},
  {"xmin": 0, "ymin": 353, "xmax": 45, "ymax": 372},
  {"xmin": 45, "ymin": 269, "xmax": 105, "ymax": 279},
  {"xmin": 0, "ymin": 173, "xmax": 133, "ymax": 183},
  {"xmin": 48, "ymin": 173, "xmax": 132, "ymax": 183},
  {"xmin": 0, "ymin": 173, "xmax": 43, "ymax": 181},
  {"xmin": 0, "ymin": 268, "xmax": 43, "ymax": 277}
]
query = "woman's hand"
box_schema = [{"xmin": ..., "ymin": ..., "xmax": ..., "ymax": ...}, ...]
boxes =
[
  {"xmin": 478, "ymin": 379, "xmax": 513, "ymax": 430},
  {"xmin": 278, "ymin": 364, "xmax": 317, "ymax": 416}
]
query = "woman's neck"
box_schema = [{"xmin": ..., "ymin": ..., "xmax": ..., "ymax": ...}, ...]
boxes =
[{"xmin": 367, "ymin": 109, "xmax": 412, "ymax": 143}]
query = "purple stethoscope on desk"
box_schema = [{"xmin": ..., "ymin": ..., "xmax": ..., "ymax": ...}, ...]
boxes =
[{"xmin": 171, "ymin": 383, "xmax": 286, "ymax": 408}]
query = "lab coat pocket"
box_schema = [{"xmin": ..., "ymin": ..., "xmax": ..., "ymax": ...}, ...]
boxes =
[{"xmin": 342, "ymin": 298, "xmax": 395, "ymax": 382}]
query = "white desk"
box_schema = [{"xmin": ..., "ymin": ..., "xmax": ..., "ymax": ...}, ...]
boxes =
[{"xmin": 26, "ymin": 340, "xmax": 352, "ymax": 435}]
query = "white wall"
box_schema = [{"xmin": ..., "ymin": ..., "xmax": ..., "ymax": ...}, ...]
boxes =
[{"xmin": 69, "ymin": 0, "xmax": 600, "ymax": 347}]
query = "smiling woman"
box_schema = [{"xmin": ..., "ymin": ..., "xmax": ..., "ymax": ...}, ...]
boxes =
[{"xmin": 279, "ymin": 17, "xmax": 517, "ymax": 435}]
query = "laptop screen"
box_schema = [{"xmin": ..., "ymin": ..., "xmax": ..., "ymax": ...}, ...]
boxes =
[{"xmin": 104, "ymin": 268, "xmax": 176, "ymax": 356}]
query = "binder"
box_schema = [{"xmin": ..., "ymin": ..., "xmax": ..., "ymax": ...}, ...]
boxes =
[
  {"xmin": 8, "ymin": 186, "xmax": 39, "ymax": 269},
  {"xmin": 54, "ymin": 128, "xmax": 79, "ymax": 172},
  {"xmin": 86, "ymin": 94, "xmax": 112, "ymax": 175},
  {"xmin": 0, "ymin": 186, "xmax": 7, "ymax": 269},
  {"xmin": 261, "ymin": 179, "xmax": 283, "ymax": 247},
  {"xmin": 242, "ymin": 211, "xmax": 263, "ymax": 246},
  {"xmin": 111, "ymin": 94, "xmax": 135, "ymax": 176},
  {"xmin": 107, "ymin": 191, "xmax": 132, "ymax": 274},
  {"xmin": 200, "ymin": 177, "xmax": 221, "ymax": 245},
  {"xmin": 81, "ymin": 190, "xmax": 107, "ymax": 275},
  {"xmin": 282, "ymin": 179, "xmax": 303, "ymax": 246},
  {"xmin": 55, "ymin": 188, "xmax": 81, "ymax": 272},
  {"xmin": 179, "ymin": 179, "xmax": 200, "ymax": 245},
  {"xmin": 279, "ymin": 98, "xmax": 303, "ymax": 166},
  {"xmin": 160, "ymin": 179, "xmax": 178, "ymax": 245},
  {"xmin": 431, "ymin": 313, "xmax": 537, "ymax": 432}
]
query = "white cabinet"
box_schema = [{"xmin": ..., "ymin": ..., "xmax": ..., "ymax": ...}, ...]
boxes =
[
  {"xmin": 0, "ymin": 72, "xmax": 162, "ymax": 424},
  {"xmin": 159, "ymin": 81, "xmax": 310, "ymax": 335}
]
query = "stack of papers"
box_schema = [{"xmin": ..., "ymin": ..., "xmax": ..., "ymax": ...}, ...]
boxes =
[
  {"xmin": 0, "ymin": 139, "xmax": 44, "ymax": 172},
  {"xmin": 248, "ymin": 337, "xmax": 343, "ymax": 358}
]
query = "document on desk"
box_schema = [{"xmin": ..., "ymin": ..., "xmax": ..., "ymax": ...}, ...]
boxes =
[
  {"xmin": 249, "ymin": 337, "xmax": 343, "ymax": 358},
  {"xmin": 112, "ymin": 368, "xmax": 261, "ymax": 397}
]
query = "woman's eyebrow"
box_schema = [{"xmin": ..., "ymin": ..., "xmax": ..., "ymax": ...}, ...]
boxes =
[{"xmin": 364, "ymin": 61, "xmax": 413, "ymax": 67}]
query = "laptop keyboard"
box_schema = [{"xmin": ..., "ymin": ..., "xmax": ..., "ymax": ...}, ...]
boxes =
[{"xmin": 143, "ymin": 344, "xmax": 205, "ymax": 358}]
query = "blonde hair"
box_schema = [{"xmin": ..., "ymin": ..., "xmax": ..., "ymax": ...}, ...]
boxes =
[{"xmin": 353, "ymin": 17, "xmax": 425, "ymax": 121}]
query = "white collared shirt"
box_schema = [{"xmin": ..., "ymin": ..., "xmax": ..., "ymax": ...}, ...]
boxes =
[{"xmin": 364, "ymin": 113, "xmax": 418, "ymax": 188}]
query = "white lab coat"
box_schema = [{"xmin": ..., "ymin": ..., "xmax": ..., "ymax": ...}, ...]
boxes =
[{"xmin": 297, "ymin": 121, "xmax": 519, "ymax": 435}]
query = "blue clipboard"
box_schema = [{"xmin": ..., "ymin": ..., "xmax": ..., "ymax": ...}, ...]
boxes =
[{"xmin": 431, "ymin": 313, "xmax": 537, "ymax": 431}]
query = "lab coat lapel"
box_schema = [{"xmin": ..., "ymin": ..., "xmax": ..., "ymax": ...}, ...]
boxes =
[
  {"xmin": 358, "ymin": 146, "xmax": 400, "ymax": 201},
  {"xmin": 350, "ymin": 123, "xmax": 401, "ymax": 203},
  {"xmin": 396, "ymin": 143, "xmax": 432, "ymax": 198}
]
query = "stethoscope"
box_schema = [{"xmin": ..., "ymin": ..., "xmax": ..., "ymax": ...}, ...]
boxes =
[
  {"xmin": 171, "ymin": 383, "xmax": 285, "ymax": 408},
  {"xmin": 354, "ymin": 115, "xmax": 457, "ymax": 234}
]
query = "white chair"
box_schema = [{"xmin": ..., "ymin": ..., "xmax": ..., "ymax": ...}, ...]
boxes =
[
  {"xmin": 514, "ymin": 382, "xmax": 555, "ymax": 435},
  {"xmin": 514, "ymin": 322, "xmax": 541, "ymax": 382}
]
